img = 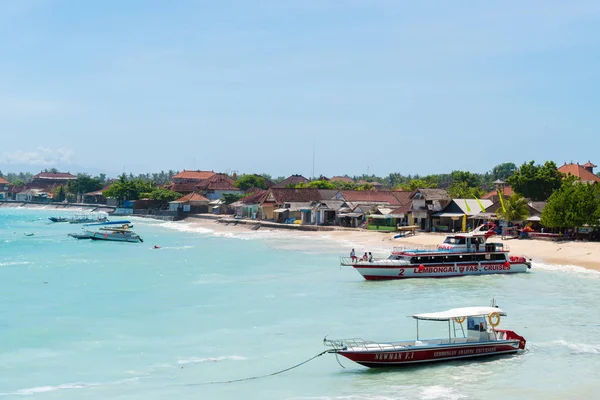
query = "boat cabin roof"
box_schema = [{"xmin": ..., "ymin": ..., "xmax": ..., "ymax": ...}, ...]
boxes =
[{"xmin": 412, "ymin": 306, "xmax": 506, "ymax": 321}]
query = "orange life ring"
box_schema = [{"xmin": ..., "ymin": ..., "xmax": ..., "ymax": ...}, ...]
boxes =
[
  {"xmin": 488, "ymin": 312, "xmax": 501, "ymax": 327},
  {"xmin": 454, "ymin": 316, "xmax": 466, "ymax": 324}
]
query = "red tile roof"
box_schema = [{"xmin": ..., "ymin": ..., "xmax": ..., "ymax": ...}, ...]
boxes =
[
  {"xmin": 0, "ymin": 177, "xmax": 8, "ymax": 185},
  {"xmin": 558, "ymin": 163, "xmax": 600, "ymax": 183},
  {"xmin": 264, "ymin": 188, "xmax": 322, "ymax": 203},
  {"xmin": 32, "ymin": 172, "xmax": 77, "ymax": 180},
  {"xmin": 168, "ymin": 183, "xmax": 198, "ymax": 193},
  {"xmin": 199, "ymin": 173, "xmax": 240, "ymax": 191},
  {"xmin": 330, "ymin": 176, "xmax": 353, "ymax": 183},
  {"xmin": 172, "ymin": 170, "xmax": 215, "ymax": 181},
  {"xmin": 273, "ymin": 174, "xmax": 309, "ymax": 188},
  {"xmin": 340, "ymin": 190, "xmax": 403, "ymax": 205},
  {"xmin": 482, "ymin": 185, "xmax": 514, "ymax": 199},
  {"xmin": 241, "ymin": 190, "xmax": 268, "ymax": 204},
  {"xmin": 582, "ymin": 161, "xmax": 597, "ymax": 168},
  {"xmin": 175, "ymin": 192, "xmax": 209, "ymax": 203}
]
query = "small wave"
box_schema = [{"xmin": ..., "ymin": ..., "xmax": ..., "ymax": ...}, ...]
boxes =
[
  {"xmin": 534, "ymin": 262, "xmax": 600, "ymax": 277},
  {"xmin": 420, "ymin": 386, "xmax": 466, "ymax": 400},
  {"xmin": 177, "ymin": 355, "xmax": 247, "ymax": 365},
  {"xmin": 160, "ymin": 221, "xmax": 215, "ymax": 235},
  {"xmin": 554, "ymin": 340, "xmax": 600, "ymax": 354},
  {"xmin": 0, "ymin": 378, "xmax": 139, "ymax": 396},
  {"xmin": 0, "ymin": 261, "xmax": 33, "ymax": 267}
]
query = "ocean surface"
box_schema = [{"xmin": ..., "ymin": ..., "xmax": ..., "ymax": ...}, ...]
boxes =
[{"xmin": 1, "ymin": 208, "xmax": 599, "ymax": 399}]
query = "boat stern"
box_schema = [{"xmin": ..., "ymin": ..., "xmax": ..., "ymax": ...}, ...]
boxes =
[{"xmin": 495, "ymin": 329, "xmax": 526, "ymax": 350}]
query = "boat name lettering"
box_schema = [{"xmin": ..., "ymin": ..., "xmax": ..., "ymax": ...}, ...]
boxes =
[
  {"xmin": 374, "ymin": 352, "xmax": 414, "ymax": 360},
  {"xmin": 433, "ymin": 347, "xmax": 497, "ymax": 357},
  {"xmin": 483, "ymin": 264, "xmax": 511, "ymax": 271},
  {"xmin": 413, "ymin": 266, "xmax": 456, "ymax": 274}
]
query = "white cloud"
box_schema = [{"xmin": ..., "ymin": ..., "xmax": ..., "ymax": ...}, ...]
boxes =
[{"xmin": 1, "ymin": 147, "xmax": 74, "ymax": 166}]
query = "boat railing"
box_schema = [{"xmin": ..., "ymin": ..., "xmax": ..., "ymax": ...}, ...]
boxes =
[
  {"xmin": 392, "ymin": 243, "xmax": 510, "ymax": 254},
  {"xmin": 339, "ymin": 257, "xmax": 408, "ymax": 266},
  {"xmin": 323, "ymin": 337, "xmax": 407, "ymax": 352}
]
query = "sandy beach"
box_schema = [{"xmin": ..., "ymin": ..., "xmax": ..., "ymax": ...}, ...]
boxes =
[{"xmin": 183, "ymin": 217, "xmax": 600, "ymax": 272}]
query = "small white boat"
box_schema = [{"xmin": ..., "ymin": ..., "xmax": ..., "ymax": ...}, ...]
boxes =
[
  {"xmin": 324, "ymin": 303, "xmax": 526, "ymax": 368},
  {"xmin": 68, "ymin": 212, "xmax": 109, "ymax": 224},
  {"xmin": 88, "ymin": 227, "xmax": 143, "ymax": 243}
]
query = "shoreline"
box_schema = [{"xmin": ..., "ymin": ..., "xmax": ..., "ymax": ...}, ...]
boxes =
[
  {"xmin": 2, "ymin": 201, "xmax": 598, "ymax": 272},
  {"xmin": 181, "ymin": 216, "xmax": 600, "ymax": 272}
]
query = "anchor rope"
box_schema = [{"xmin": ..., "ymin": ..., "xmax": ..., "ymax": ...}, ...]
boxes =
[{"xmin": 177, "ymin": 350, "xmax": 331, "ymax": 386}]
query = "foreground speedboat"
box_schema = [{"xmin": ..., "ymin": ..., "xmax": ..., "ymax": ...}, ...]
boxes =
[
  {"xmin": 324, "ymin": 305, "xmax": 526, "ymax": 368},
  {"xmin": 341, "ymin": 225, "xmax": 531, "ymax": 280}
]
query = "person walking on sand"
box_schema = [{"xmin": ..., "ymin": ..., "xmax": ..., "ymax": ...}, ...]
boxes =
[{"xmin": 350, "ymin": 248, "xmax": 357, "ymax": 262}]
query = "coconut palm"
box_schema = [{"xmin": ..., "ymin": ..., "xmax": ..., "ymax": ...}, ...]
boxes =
[{"xmin": 497, "ymin": 194, "xmax": 529, "ymax": 223}]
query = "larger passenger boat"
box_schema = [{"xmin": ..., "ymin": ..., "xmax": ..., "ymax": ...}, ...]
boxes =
[
  {"xmin": 324, "ymin": 303, "xmax": 526, "ymax": 368},
  {"xmin": 341, "ymin": 225, "xmax": 531, "ymax": 280}
]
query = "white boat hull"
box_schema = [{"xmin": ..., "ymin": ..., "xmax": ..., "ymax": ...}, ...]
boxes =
[{"xmin": 351, "ymin": 262, "xmax": 530, "ymax": 280}]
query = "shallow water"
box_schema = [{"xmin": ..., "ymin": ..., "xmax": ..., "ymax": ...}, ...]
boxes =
[{"xmin": 1, "ymin": 209, "xmax": 599, "ymax": 399}]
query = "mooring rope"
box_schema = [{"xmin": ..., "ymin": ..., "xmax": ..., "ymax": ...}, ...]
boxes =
[{"xmin": 178, "ymin": 350, "xmax": 331, "ymax": 386}]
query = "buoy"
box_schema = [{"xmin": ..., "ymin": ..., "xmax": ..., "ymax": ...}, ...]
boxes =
[{"xmin": 153, "ymin": 245, "xmax": 160, "ymax": 249}]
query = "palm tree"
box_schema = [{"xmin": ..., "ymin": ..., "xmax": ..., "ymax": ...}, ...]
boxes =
[{"xmin": 497, "ymin": 194, "xmax": 529, "ymax": 223}]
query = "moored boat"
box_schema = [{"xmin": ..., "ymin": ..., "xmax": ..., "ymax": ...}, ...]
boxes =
[
  {"xmin": 324, "ymin": 304, "xmax": 526, "ymax": 368},
  {"xmin": 88, "ymin": 227, "xmax": 143, "ymax": 243},
  {"xmin": 49, "ymin": 216, "xmax": 69, "ymax": 222},
  {"xmin": 341, "ymin": 225, "xmax": 531, "ymax": 280},
  {"xmin": 68, "ymin": 212, "xmax": 109, "ymax": 224}
]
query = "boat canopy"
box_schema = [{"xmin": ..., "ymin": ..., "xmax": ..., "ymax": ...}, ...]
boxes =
[{"xmin": 412, "ymin": 307, "xmax": 506, "ymax": 321}]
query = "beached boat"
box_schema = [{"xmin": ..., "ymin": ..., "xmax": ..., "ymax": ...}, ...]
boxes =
[
  {"xmin": 88, "ymin": 227, "xmax": 143, "ymax": 243},
  {"xmin": 324, "ymin": 304, "xmax": 526, "ymax": 368},
  {"xmin": 341, "ymin": 225, "xmax": 531, "ymax": 280}
]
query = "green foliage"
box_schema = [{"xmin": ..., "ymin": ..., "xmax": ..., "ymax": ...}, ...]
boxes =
[
  {"xmin": 139, "ymin": 188, "xmax": 182, "ymax": 202},
  {"xmin": 395, "ymin": 179, "xmax": 438, "ymax": 191},
  {"xmin": 447, "ymin": 181, "xmax": 485, "ymax": 198},
  {"xmin": 234, "ymin": 174, "xmax": 267, "ymax": 191},
  {"xmin": 296, "ymin": 180, "xmax": 336, "ymax": 189},
  {"xmin": 221, "ymin": 193, "xmax": 244, "ymax": 205},
  {"xmin": 497, "ymin": 194, "xmax": 529, "ymax": 223},
  {"xmin": 67, "ymin": 174, "xmax": 103, "ymax": 195},
  {"xmin": 103, "ymin": 176, "xmax": 155, "ymax": 200},
  {"xmin": 10, "ymin": 179, "xmax": 26, "ymax": 187},
  {"xmin": 451, "ymin": 170, "xmax": 481, "ymax": 188},
  {"xmin": 52, "ymin": 186, "xmax": 66, "ymax": 202},
  {"xmin": 541, "ymin": 176, "xmax": 600, "ymax": 228},
  {"xmin": 492, "ymin": 163, "xmax": 517, "ymax": 181},
  {"xmin": 507, "ymin": 161, "xmax": 564, "ymax": 201}
]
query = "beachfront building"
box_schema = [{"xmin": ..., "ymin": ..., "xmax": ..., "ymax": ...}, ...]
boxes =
[
  {"xmin": 0, "ymin": 177, "xmax": 8, "ymax": 200},
  {"xmin": 196, "ymin": 173, "xmax": 242, "ymax": 201},
  {"xmin": 339, "ymin": 190, "xmax": 409, "ymax": 228},
  {"xmin": 168, "ymin": 170, "xmax": 216, "ymax": 194},
  {"xmin": 558, "ymin": 162, "xmax": 600, "ymax": 184},
  {"xmin": 432, "ymin": 198, "xmax": 493, "ymax": 232},
  {"xmin": 260, "ymin": 188, "xmax": 321, "ymax": 223},
  {"xmin": 365, "ymin": 205, "xmax": 407, "ymax": 231},
  {"xmin": 409, "ymin": 189, "xmax": 451, "ymax": 231},
  {"xmin": 168, "ymin": 192, "xmax": 210, "ymax": 214},
  {"xmin": 232, "ymin": 190, "xmax": 268, "ymax": 219},
  {"xmin": 15, "ymin": 188, "xmax": 51, "ymax": 203},
  {"xmin": 30, "ymin": 171, "xmax": 77, "ymax": 190},
  {"xmin": 83, "ymin": 184, "xmax": 111, "ymax": 204}
]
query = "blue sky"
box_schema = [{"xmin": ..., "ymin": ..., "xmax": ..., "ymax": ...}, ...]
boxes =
[{"xmin": 1, "ymin": 0, "xmax": 599, "ymax": 178}]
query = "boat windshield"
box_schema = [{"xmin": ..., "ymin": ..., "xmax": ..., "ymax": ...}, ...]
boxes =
[{"xmin": 443, "ymin": 236, "xmax": 466, "ymax": 245}]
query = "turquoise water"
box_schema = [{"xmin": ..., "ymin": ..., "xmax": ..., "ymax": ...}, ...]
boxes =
[{"xmin": 1, "ymin": 208, "xmax": 599, "ymax": 399}]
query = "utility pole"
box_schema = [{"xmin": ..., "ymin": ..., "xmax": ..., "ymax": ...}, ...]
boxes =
[{"xmin": 312, "ymin": 141, "xmax": 315, "ymax": 179}]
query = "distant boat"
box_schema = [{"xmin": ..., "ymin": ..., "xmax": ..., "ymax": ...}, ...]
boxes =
[
  {"xmin": 49, "ymin": 216, "xmax": 69, "ymax": 222},
  {"xmin": 68, "ymin": 232, "xmax": 93, "ymax": 239},
  {"xmin": 83, "ymin": 220, "xmax": 132, "ymax": 228},
  {"xmin": 69, "ymin": 212, "xmax": 109, "ymax": 224},
  {"xmin": 88, "ymin": 227, "xmax": 143, "ymax": 243}
]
